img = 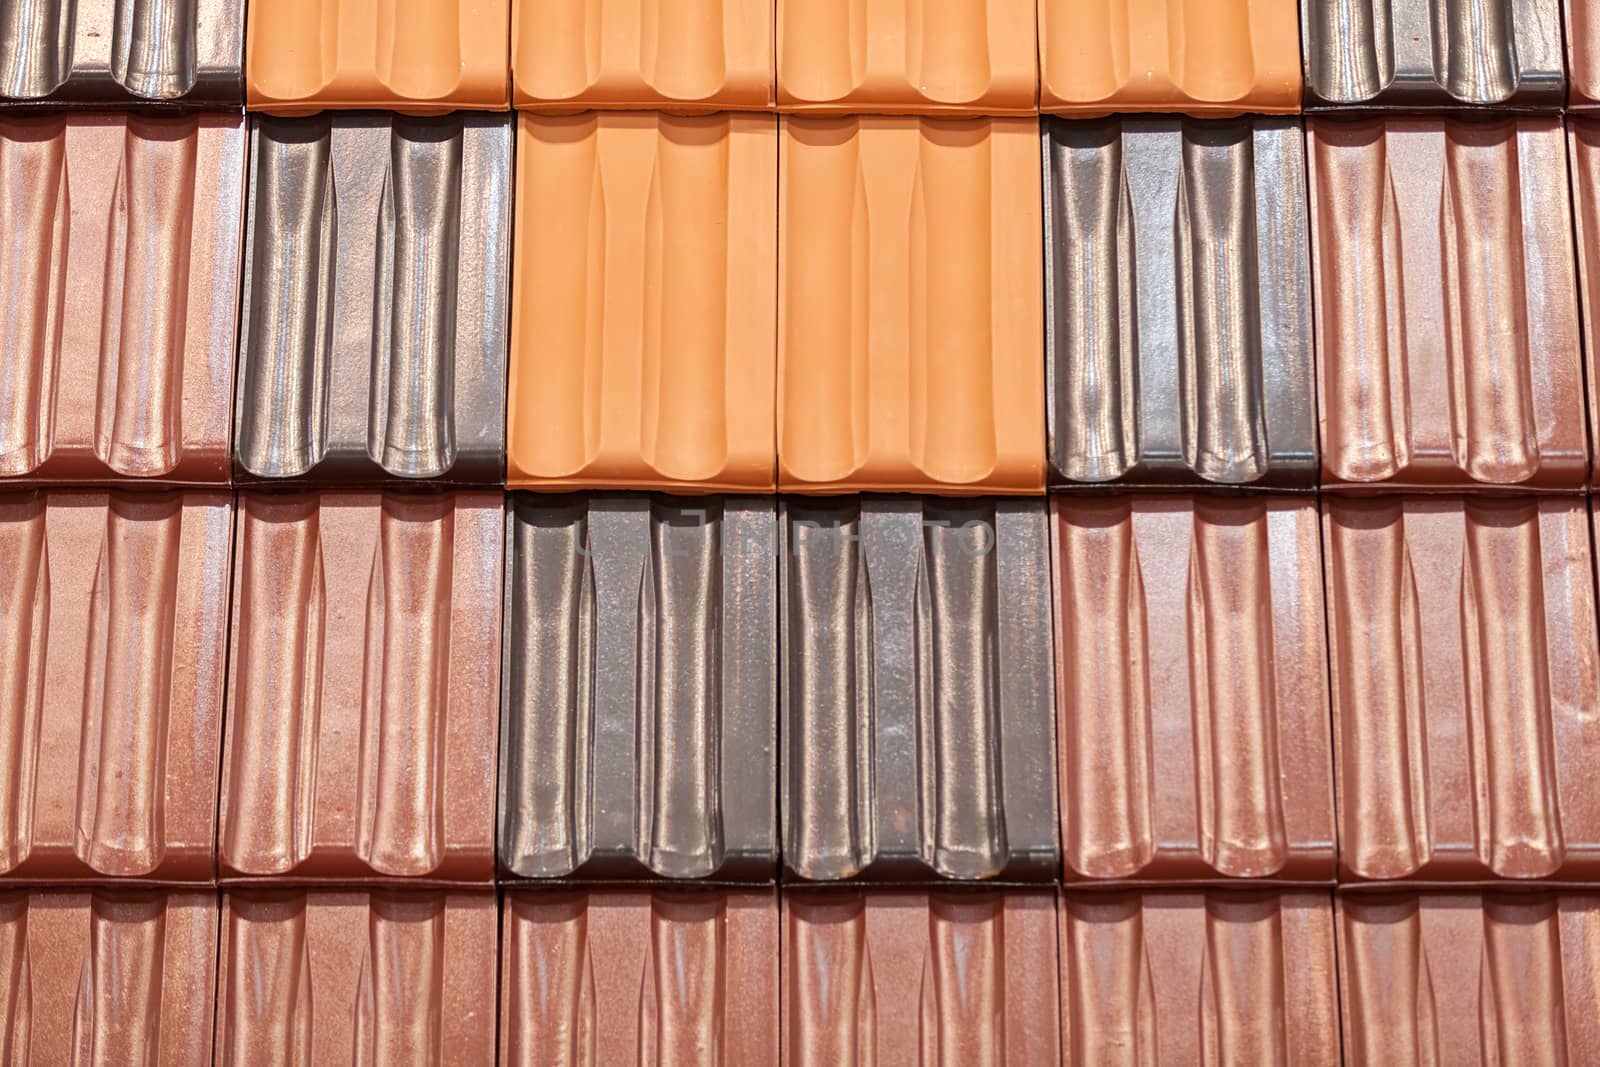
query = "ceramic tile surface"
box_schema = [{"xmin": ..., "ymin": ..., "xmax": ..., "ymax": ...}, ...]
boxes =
[
  {"xmin": 1039, "ymin": 0, "xmax": 1301, "ymax": 115},
  {"xmin": 0, "ymin": 489, "xmax": 230, "ymax": 884},
  {"xmin": 0, "ymin": 112, "xmax": 244, "ymax": 486},
  {"xmin": 1052, "ymin": 495, "xmax": 1334, "ymax": 884},
  {"xmin": 509, "ymin": 113, "xmax": 777, "ymax": 493},
  {"xmin": 219, "ymin": 491, "xmax": 503, "ymax": 885},
  {"xmin": 1565, "ymin": 118, "xmax": 1600, "ymax": 483},
  {"xmin": 246, "ymin": 0, "xmax": 511, "ymax": 113},
  {"xmin": 779, "ymin": 116, "xmax": 1045, "ymax": 495},
  {"xmin": 781, "ymin": 497, "xmax": 1057, "ymax": 882},
  {"xmin": 1324, "ymin": 496, "xmax": 1600, "ymax": 884},
  {"xmin": 0, "ymin": 0, "xmax": 244, "ymax": 107},
  {"xmin": 1309, "ymin": 116, "xmax": 1585, "ymax": 491},
  {"xmin": 236, "ymin": 112, "xmax": 510, "ymax": 487},
  {"xmin": 777, "ymin": 0, "xmax": 1037, "ymax": 114},
  {"xmin": 500, "ymin": 494, "xmax": 777, "ymax": 881},
  {"xmin": 1044, "ymin": 116, "xmax": 1316, "ymax": 489}
]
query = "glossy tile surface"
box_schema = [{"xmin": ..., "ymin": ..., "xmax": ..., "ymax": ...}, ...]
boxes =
[
  {"xmin": 219, "ymin": 491, "xmax": 502, "ymax": 885},
  {"xmin": 1574, "ymin": 0, "xmax": 1600, "ymax": 105},
  {"xmin": 783, "ymin": 889, "xmax": 1060, "ymax": 1066},
  {"xmin": 1044, "ymin": 117, "xmax": 1315, "ymax": 489},
  {"xmin": 218, "ymin": 889, "xmax": 498, "ymax": 1065},
  {"xmin": 1052, "ymin": 496, "xmax": 1334, "ymax": 884},
  {"xmin": 1309, "ymin": 117, "xmax": 1585, "ymax": 491},
  {"xmin": 0, "ymin": 889, "xmax": 217, "ymax": 1066},
  {"xmin": 1306, "ymin": 0, "xmax": 1564, "ymax": 108},
  {"xmin": 1038, "ymin": 0, "xmax": 1300, "ymax": 115},
  {"xmin": 777, "ymin": 0, "xmax": 1037, "ymax": 114},
  {"xmin": 0, "ymin": 0, "xmax": 242, "ymax": 106},
  {"xmin": 779, "ymin": 117, "xmax": 1045, "ymax": 495},
  {"xmin": 236, "ymin": 113, "xmax": 510, "ymax": 487},
  {"xmin": 514, "ymin": 0, "xmax": 773, "ymax": 110},
  {"xmin": 501, "ymin": 494, "xmax": 776, "ymax": 881},
  {"xmin": 782, "ymin": 498, "xmax": 1056, "ymax": 882},
  {"xmin": 0, "ymin": 489, "xmax": 230, "ymax": 883},
  {"xmin": 1339, "ymin": 893, "xmax": 1600, "ymax": 1064},
  {"xmin": 245, "ymin": 0, "xmax": 510, "ymax": 113},
  {"xmin": 1324, "ymin": 496, "xmax": 1600, "ymax": 884},
  {"xmin": 1566, "ymin": 118, "xmax": 1600, "ymax": 481},
  {"xmin": 0, "ymin": 112, "xmax": 244, "ymax": 486},
  {"xmin": 1061, "ymin": 890, "xmax": 1338, "ymax": 1064},
  {"xmin": 502, "ymin": 889, "xmax": 778, "ymax": 1063},
  {"xmin": 509, "ymin": 113, "xmax": 776, "ymax": 493}
]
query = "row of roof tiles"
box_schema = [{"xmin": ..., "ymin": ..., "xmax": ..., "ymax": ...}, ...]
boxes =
[
  {"xmin": 11, "ymin": 885, "xmax": 1598, "ymax": 1064},
  {"xmin": 5, "ymin": 488, "xmax": 1600, "ymax": 888},
  {"xmin": 8, "ymin": 109, "xmax": 1600, "ymax": 494},
  {"xmin": 17, "ymin": 0, "xmax": 1600, "ymax": 114}
]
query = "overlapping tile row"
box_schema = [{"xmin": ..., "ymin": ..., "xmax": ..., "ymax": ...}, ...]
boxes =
[
  {"xmin": 0, "ymin": 0, "xmax": 244, "ymax": 108},
  {"xmin": 499, "ymin": 494, "xmax": 777, "ymax": 882},
  {"xmin": 236, "ymin": 113, "xmax": 510, "ymax": 487},
  {"xmin": 1053, "ymin": 495, "xmax": 1335, "ymax": 884},
  {"xmin": 781, "ymin": 498, "xmax": 1057, "ymax": 882},
  {"xmin": 1043, "ymin": 117, "xmax": 1316, "ymax": 489},
  {"xmin": 0, "ymin": 112, "xmax": 245, "ymax": 486}
]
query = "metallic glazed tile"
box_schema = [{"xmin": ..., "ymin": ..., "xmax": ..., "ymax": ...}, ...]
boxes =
[
  {"xmin": 501, "ymin": 888, "xmax": 778, "ymax": 1063},
  {"xmin": 1061, "ymin": 890, "xmax": 1338, "ymax": 1064},
  {"xmin": 219, "ymin": 491, "xmax": 503, "ymax": 885},
  {"xmin": 1566, "ymin": 119, "xmax": 1600, "ymax": 483},
  {"xmin": 236, "ymin": 112, "xmax": 510, "ymax": 487},
  {"xmin": 1338, "ymin": 893, "xmax": 1600, "ymax": 1064},
  {"xmin": 1043, "ymin": 117, "xmax": 1316, "ymax": 490},
  {"xmin": 1324, "ymin": 496, "xmax": 1600, "ymax": 884},
  {"xmin": 781, "ymin": 498, "xmax": 1057, "ymax": 882},
  {"xmin": 508, "ymin": 113, "xmax": 777, "ymax": 493},
  {"xmin": 783, "ymin": 888, "xmax": 1060, "ymax": 1066},
  {"xmin": 515, "ymin": 0, "xmax": 773, "ymax": 110},
  {"xmin": 779, "ymin": 116, "xmax": 1046, "ymax": 495},
  {"xmin": 0, "ymin": 112, "xmax": 244, "ymax": 486},
  {"xmin": 1309, "ymin": 117, "xmax": 1586, "ymax": 491},
  {"xmin": 0, "ymin": 889, "xmax": 217, "ymax": 1065},
  {"xmin": 1304, "ymin": 0, "xmax": 1565, "ymax": 108},
  {"xmin": 1038, "ymin": 0, "xmax": 1301, "ymax": 115},
  {"xmin": 0, "ymin": 0, "xmax": 243, "ymax": 107},
  {"xmin": 500, "ymin": 494, "xmax": 778, "ymax": 882},
  {"xmin": 0, "ymin": 489, "xmax": 231, "ymax": 884},
  {"xmin": 246, "ymin": 0, "xmax": 510, "ymax": 114},
  {"xmin": 777, "ymin": 0, "xmax": 1037, "ymax": 114},
  {"xmin": 1573, "ymin": 0, "xmax": 1600, "ymax": 105},
  {"xmin": 1052, "ymin": 495, "xmax": 1335, "ymax": 884},
  {"xmin": 218, "ymin": 889, "xmax": 498, "ymax": 1065}
]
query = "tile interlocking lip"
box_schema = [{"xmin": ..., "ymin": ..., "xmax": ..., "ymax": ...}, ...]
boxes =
[
  {"xmin": 1565, "ymin": 119, "xmax": 1600, "ymax": 482},
  {"xmin": 1061, "ymin": 890, "xmax": 1338, "ymax": 1064},
  {"xmin": 508, "ymin": 113, "xmax": 777, "ymax": 494},
  {"xmin": 501, "ymin": 888, "xmax": 778, "ymax": 1063},
  {"xmin": 236, "ymin": 112, "xmax": 511, "ymax": 487},
  {"xmin": 783, "ymin": 888, "xmax": 1060, "ymax": 1066},
  {"xmin": 0, "ymin": 0, "xmax": 243, "ymax": 107},
  {"xmin": 781, "ymin": 497, "xmax": 1056, "ymax": 882},
  {"xmin": 245, "ymin": 0, "xmax": 510, "ymax": 114},
  {"xmin": 500, "ymin": 494, "xmax": 777, "ymax": 882},
  {"xmin": 514, "ymin": 0, "xmax": 773, "ymax": 111},
  {"xmin": 779, "ymin": 116, "xmax": 1045, "ymax": 495},
  {"xmin": 218, "ymin": 889, "xmax": 498, "ymax": 1064},
  {"xmin": 1038, "ymin": 0, "xmax": 1300, "ymax": 115},
  {"xmin": 1052, "ymin": 495, "xmax": 1335, "ymax": 884},
  {"xmin": 1338, "ymin": 893, "xmax": 1600, "ymax": 1064},
  {"xmin": 1309, "ymin": 117, "xmax": 1585, "ymax": 492},
  {"xmin": 0, "ymin": 889, "xmax": 217, "ymax": 1066},
  {"xmin": 1043, "ymin": 117, "xmax": 1316, "ymax": 490},
  {"xmin": 1323, "ymin": 496, "xmax": 1600, "ymax": 884},
  {"xmin": 219, "ymin": 491, "xmax": 503, "ymax": 886},
  {"xmin": 1305, "ymin": 0, "xmax": 1564, "ymax": 109},
  {"xmin": 0, "ymin": 112, "xmax": 244, "ymax": 486},
  {"xmin": 1573, "ymin": 0, "xmax": 1600, "ymax": 106},
  {"xmin": 0, "ymin": 489, "xmax": 230, "ymax": 884},
  {"xmin": 776, "ymin": 0, "xmax": 1037, "ymax": 115}
]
